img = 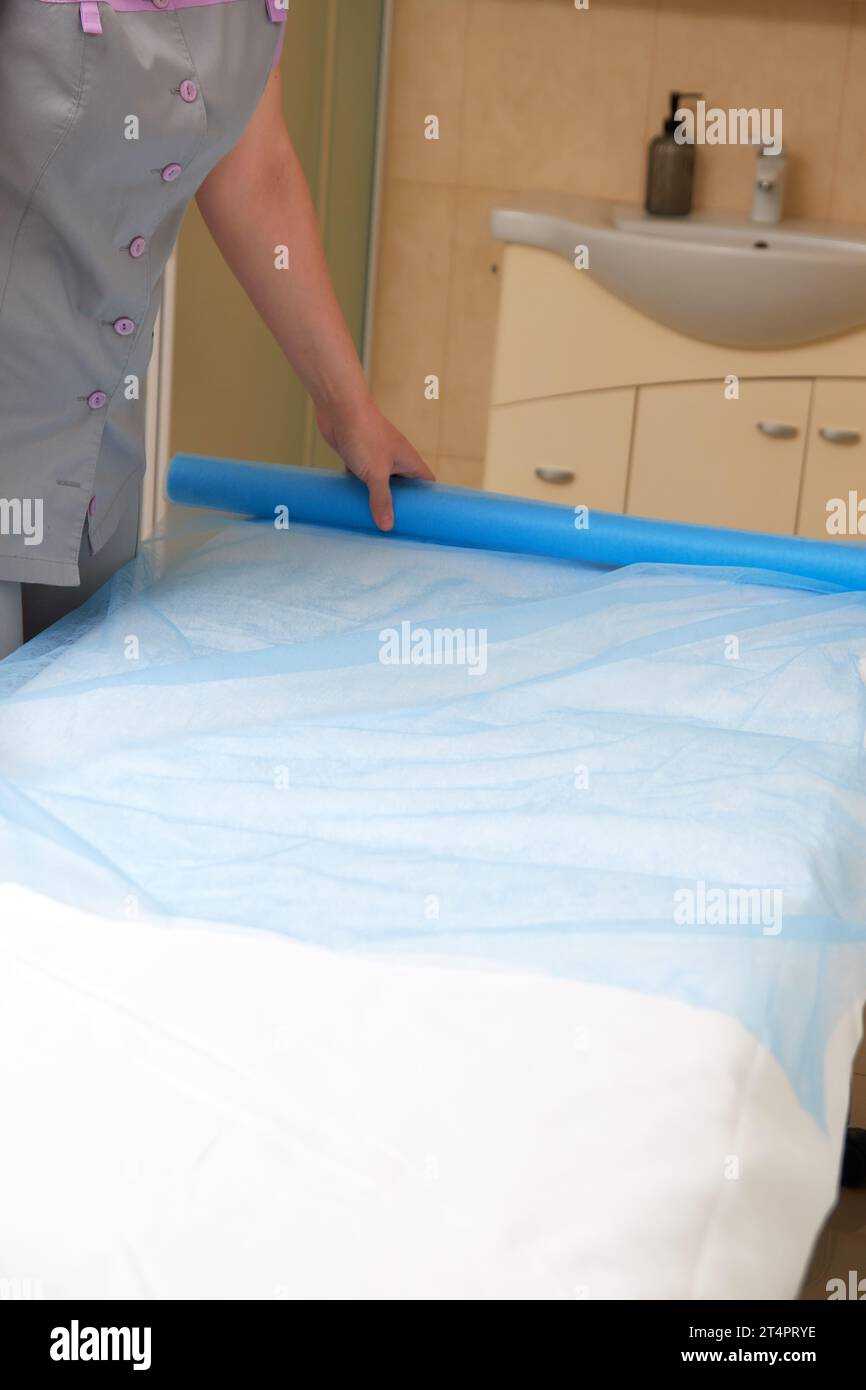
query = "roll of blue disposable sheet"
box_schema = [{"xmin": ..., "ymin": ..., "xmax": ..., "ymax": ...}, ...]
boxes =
[{"xmin": 167, "ymin": 454, "xmax": 866, "ymax": 590}]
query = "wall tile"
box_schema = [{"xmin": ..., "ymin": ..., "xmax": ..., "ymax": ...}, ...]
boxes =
[
  {"xmin": 459, "ymin": 0, "xmax": 657, "ymax": 200},
  {"xmin": 434, "ymin": 456, "xmax": 486, "ymax": 488},
  {"xmin": 831, "ymin": 4, "xmax": 866, "ymax": 223},
  {"xmin": 384, "ymin": 0, "xmax": 470, "ymax": 186},
  {"xmin": 440, "ymin": 188, "xmax": 515, "ymax": 461},
  {"xmin": 370, "ymin": 179, "xmax": 456, "ymax": 460}
]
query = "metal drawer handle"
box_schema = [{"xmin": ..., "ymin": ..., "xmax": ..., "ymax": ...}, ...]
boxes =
[
  {"xmin": 819, "ymin": 426, "xmax": 862, "ymax": 446},
  {"xmin": 757, "ymin": 421, "xmax": 798, "ymax": 440},
  {"xmin": 535, "ymin": 467, "xmax": 575, "ymax": 485}
]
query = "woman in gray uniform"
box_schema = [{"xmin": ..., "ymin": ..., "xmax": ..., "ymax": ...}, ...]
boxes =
[{"xmin": 0, "ymin": 0, "xmax": 431, "ymax": 659}]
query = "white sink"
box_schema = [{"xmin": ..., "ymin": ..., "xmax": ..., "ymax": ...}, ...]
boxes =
[{"xmin": 491, "ymin": 196, "xmax": 866, "ymax": 349}]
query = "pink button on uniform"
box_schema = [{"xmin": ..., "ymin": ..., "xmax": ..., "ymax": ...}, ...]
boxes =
[
  {"xmin": 161, "ymin": 163, "xmax": 182, "ymax": 183},
  {"xmin": 151, "ymin": 0, "xmax": 170, "ymax": 9},
  {"xmin": 179, "ymin": 80, "xmax": 198, "ymax": 103},
  {"xmin": 87, "ymin": 391, "xmax": 108, "ymax": 411},
  {"xmin": 129, "ymin": 236, "xmax": 147, "ymax": 258},
  {"xmin": 113, "ymin": 317, "xmax": 135, "ymax": 337}
]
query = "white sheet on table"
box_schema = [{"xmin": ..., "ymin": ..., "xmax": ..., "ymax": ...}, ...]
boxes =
[{"xmin": 0, "ymin": 885, "xmax": 859, "ymax": 1300}]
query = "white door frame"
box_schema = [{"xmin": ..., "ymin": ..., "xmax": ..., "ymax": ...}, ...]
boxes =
[
  {"xmin": 141, "ymin": 249, "xmax": 178, "ymax": 542},
  {"xmin": 361, "ymin": 0, "xmax": 392, "ymax": 377}
]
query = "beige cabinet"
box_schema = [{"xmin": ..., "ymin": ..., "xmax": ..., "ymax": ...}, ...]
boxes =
[
  {"xmin": 486, "ymin": 388, "xmax": 634, "ymax": 510},
  {"xmin": 797, "ymin": 380, "xmax": 866, "ymax": 540},
  {"xmin": 627, "ymin": 380, "xmax": 811, "ymax": 532},
  {"xmin": 485, "ymin": 247, "xmax": 866, "ymax": 536}
]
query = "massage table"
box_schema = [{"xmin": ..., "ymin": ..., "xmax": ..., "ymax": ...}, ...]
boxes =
[{"xmin": 0, "ymin": 462, "xmax": 864, "ymax": 1299}]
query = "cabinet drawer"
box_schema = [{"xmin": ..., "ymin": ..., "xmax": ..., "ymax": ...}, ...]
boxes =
[
  {"xmin": 628, "ymin": 380, "xmax": 810, "ymax": 533},
  {"xmin": 484, "ymin": 388, "xmax": 634, "ymax": 509},
  {"xmin": 798, "ymin": 381, "xmax": 866, "ymax": 540}
]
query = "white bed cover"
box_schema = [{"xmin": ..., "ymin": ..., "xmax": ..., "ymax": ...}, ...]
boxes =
[{"xmin": 0, "ymin": 884, "xmax": 860, "ymax": 1301}]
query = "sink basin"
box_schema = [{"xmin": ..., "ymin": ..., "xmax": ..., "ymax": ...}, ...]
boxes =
[{"xmin": 491, "ymin": 196, "xmax": 866, "ymax": 349}]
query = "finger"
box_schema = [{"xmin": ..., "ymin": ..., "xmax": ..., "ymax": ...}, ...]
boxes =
[
  {"xmin": 393, "ymin": 455, "xmax": 436, "ymax": 482},
  {"xmin": 367, "ymin": 474, "xmax": 394, "ymax": 532},
  {"xmin": 392, "ymin": 443, "xmax": 436, "ymax": 482}
]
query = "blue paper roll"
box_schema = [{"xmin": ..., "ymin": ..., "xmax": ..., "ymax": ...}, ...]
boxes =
[{"xmin": 167, "ymin": 454, "xmax": 866, "ymax": 590}]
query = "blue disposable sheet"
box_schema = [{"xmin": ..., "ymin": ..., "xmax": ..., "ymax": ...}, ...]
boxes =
[
  {"xmin": 169, "ymin": 454, "xmax": 866, "ymax": 589},
  {"xmin": 1, "ymin": 511, "xmax": 866, "ymax": 1127}
]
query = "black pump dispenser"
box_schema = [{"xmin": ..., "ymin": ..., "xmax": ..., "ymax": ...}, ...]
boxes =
[
  {"xmin": 645, "ymin": 90, "xmax": 701, "ymax": 216},
  {"xmin": 664, "ymin": 91, "xmax": 683, "ymax": 134}
]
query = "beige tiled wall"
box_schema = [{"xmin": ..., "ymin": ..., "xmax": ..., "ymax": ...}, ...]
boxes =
[{"xmin": 370, "ymin": 0, "xmax": 866, "ymax": 486}]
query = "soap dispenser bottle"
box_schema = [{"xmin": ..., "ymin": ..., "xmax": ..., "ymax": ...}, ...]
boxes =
[{"xmin": 645, "ymin": 91, "xmax": 700, "ymax": 216}]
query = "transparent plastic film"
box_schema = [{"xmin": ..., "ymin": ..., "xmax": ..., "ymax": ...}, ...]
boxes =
[{"xmin": 1, "ymin": 518, "xmax": 866, "ymax": 1126}]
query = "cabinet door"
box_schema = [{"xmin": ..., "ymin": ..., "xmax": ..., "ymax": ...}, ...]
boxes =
[
  {"xmin": 797, "ymin": 381, "xmax": 866, "ymax": 540},
  {"xmin": 628, "ymin": 380, "xmax": 811, "ymax": 533},
  {"xmin": 484, "ymin": 388, "xmax": 634, "ymax": 510}
]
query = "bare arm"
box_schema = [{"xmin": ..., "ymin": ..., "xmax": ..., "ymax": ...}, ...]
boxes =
[{"xmin": 195, "ymin": 66, "xmax": 433, "ymax": 530}]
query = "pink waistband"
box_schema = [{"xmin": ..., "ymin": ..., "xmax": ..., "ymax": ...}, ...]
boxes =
[{"xmin": 39, "ymin": 0, "xmax": 287, "ymax": 20}]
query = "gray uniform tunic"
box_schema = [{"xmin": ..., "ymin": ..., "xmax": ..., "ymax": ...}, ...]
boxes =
[{"xmin": 0, "ymin": 0, "xmax": 286, "ymax": 587}]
